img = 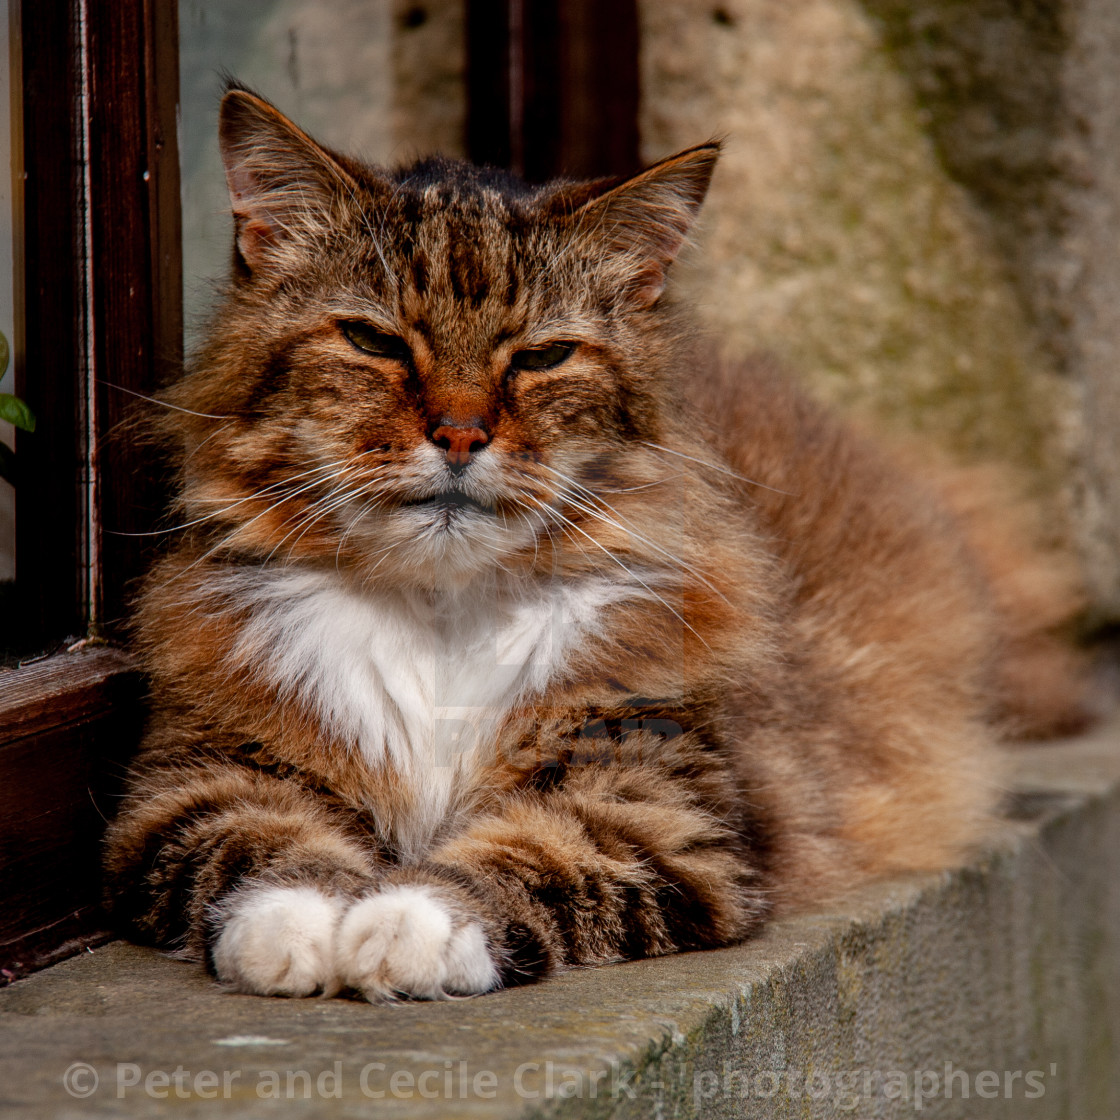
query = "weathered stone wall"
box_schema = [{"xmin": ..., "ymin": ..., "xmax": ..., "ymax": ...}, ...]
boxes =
[
  {"xmin": 639, "ymin": 0, "xmax": 1120, "ymax": 621},
  {"xmin": 857, "ymin": 0, "xmax": 1120, "ymax": 621}
]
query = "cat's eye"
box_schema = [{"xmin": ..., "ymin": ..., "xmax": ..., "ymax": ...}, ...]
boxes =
[
  {"xmin": 509, "ymin": 342, "xmax": 577, "ymax": 373},
  {"xmin": 339, "ymin": 321, "xmax": 411, "ymax": 363}
]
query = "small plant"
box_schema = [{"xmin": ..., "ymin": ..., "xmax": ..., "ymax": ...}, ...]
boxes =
[{"xmin": 0, "ymin": 329, "xmax": 34, "ymax": 485}]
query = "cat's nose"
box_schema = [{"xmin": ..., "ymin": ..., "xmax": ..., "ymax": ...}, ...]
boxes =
[{"xmin": 429, "ymin": 421, "xmax": 490, "ymax": 473}]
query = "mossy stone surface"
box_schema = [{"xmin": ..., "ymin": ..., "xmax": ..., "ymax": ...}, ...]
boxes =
[{"xmin": 640, "ymin": 0, "xmax": 1075, "ymax": 505}]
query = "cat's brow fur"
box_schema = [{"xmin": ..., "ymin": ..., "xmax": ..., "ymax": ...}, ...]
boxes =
[{"xmin": 104, "ymin": 86, "xmax": 1088, "ymax": 999}]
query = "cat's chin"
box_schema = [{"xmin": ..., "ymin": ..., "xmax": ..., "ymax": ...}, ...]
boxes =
[
  {"xmin": 349, "ymin": 506, "xmax": 536, "ymax": 590},
  {"xmin": 398, "ymin": 495, "xmax": 503, "ymax": 547},
  {"xmin": 399, "ymin": 491, "xmax": 497, "ymax": 517}
]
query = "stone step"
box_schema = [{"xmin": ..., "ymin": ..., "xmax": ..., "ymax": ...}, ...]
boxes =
[{"xmin": 2, "ymin": 717, "xmax": 1118, "ymax": 1119}]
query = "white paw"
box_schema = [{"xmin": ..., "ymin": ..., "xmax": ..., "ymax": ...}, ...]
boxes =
[
  {"xmin": 335, "ymin": 885, "xmax": 499, "ymax": 1001},
  {"xmin": 211, "ymin": 885, "xmax": 344, "ymax": 997}
]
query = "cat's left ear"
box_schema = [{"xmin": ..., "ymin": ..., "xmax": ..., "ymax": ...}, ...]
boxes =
[{"xmin": 554, "ymin": 143, "xmax": 720, "ymax": 309}]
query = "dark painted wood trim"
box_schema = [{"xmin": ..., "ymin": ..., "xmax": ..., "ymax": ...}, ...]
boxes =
[
  {"xmin": 467, "ymin": 0, "xmax": 641, "ymax": 183},
  {"xmin": 0, "ymin": 648, "xmax": 144, "ymax": 983},
  {"xmin": 88, "ymin": 0, "xmax": 182, "ymax": 631},
  {"xmin": 14, "ymin": 0, "xmax": 181, "ymax": 649},
  {"xmin": 0, "ymin": 646, "xmax": 138, "ymax": 742}
]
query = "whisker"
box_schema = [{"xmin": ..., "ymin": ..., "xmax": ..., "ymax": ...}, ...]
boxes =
[
  {"xmin": 515, "ymin": 494, "xmax": 711, "ymax": 650},
  {"xmin": 598, "ymin": 477, "xmax": 679, "ymax": 494},
  {"xmin": 528, "ymin": 463, "xmax": 731, "ymax": 604},
  {"xmin": 155, "ymin": 467, "xmax": 369, "ymax": 588},
  {"xmin": 183, "ymin": 422, "xmax": 234, "ymax": 465},
  {"xmin": 268, "ymin": 487, "xmax": 354, "ymax": 564},
  {"xmin": 273, "ymin": 470, "xmax": 391, "ymax": 563},
  {"xmin": 99, "ymin": 381, "xmax": 230, "ymax": 420},
  {"xmin": 551, "ymin": 486, "xmax": 732, "ymax": 606},
  {"xmin": 109, "ymin": 456, "xmax": 365, "ymax": 537},
  {"xmin": 363, "ymin": 537, "xmax": 408, "ymax": 578},
  {"xmin": 640, "ymin": 441, "xmax": 792, "ymax": 495},
  {"xmin": 335, "ymin": 487, "xmax": 394, "ymax": 568}
]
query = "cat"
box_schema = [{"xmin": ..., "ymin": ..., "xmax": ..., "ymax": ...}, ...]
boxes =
[{"xmin": 103, "ymin": 84, "xmax": 1088, "ymax": 1002}]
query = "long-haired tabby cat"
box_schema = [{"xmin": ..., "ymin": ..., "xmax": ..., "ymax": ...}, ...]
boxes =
[{"xmin": 104, "ymin": 85, "xmax": 1087, "ymax": 1002}]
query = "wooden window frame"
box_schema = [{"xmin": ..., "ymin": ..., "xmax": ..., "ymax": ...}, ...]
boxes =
[
  {"xmin": 17, "ymin": 0, "xmax": 180, "ymax": 644},
  {"xmin": 1, "ymin": 0, "xmax": 178, "ymax": 982}
]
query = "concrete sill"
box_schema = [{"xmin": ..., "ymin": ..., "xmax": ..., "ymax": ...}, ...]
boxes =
[{"xmin": 2, "ymin": 718, "xmax": 1118, "ymax": 1120}]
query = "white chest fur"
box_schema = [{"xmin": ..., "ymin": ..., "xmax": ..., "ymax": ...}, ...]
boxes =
[{"xmin": 224, "ymin": 567, "xmax": 625, "ymax": 853}]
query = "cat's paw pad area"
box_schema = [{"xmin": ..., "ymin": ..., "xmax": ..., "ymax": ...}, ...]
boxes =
[
  {"xmin": 211, "ymin": 885, "xmax": 344, "ymax": 998},
  {"xmin": 336, "ymin": 885, "xmax": 499, "ymax": 1001}
]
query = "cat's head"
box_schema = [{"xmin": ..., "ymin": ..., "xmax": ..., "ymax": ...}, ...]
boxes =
[{"xmin": 170, "ymin": 86, "xmax": 718, "ymax": 589}]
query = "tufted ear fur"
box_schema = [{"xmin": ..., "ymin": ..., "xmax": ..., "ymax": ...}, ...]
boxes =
[
  {"xmin": 218, "ymin": 86, "xmax": 360, "ymax": 276},
  {"xmin": 555, "ymin": 143, "xmax": 720, "ymax": 309}
]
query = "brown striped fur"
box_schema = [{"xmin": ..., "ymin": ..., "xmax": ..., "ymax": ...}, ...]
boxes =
[{"xmin": 104, "ymin": 86, "xmax": 1088, "ymax": 999}]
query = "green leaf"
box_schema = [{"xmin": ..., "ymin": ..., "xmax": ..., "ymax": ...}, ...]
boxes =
[
  {"xmin": 0, "ymin": 393, "xmax": 34, "ymax": 433},
  {"xmin": 0, "ymin": 440, "xmax": 14, "ymax": 486},
  {"xmin": 0, "ymin": 330, "xmax": 8, "ymax": 378}
]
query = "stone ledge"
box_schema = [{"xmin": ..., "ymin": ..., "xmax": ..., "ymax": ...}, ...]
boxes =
[{"xmin": 1, "ymin": 718, "xmax": 1118, "ymax": 1119}]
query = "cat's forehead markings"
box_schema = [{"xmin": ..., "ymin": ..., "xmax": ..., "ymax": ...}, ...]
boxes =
[
  {"xmin": 392, "ymin": 188, "xmax": 425, "ymax": 228},
  {"xmin": 447, "ymin": 237, "xmax": 492, "ymax": 306},
  {"xmin": 409, "ymin": 251, "xmax": 429, "ymax": 296}
]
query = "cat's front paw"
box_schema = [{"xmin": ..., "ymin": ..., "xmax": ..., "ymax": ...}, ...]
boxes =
[
  {"xmin": 211, "ymin": 885, "xmax": 344, "ymax": 997},
  {"xmin": 336, "ymin": 884, "xmax": 499, "ymax": 1001}
]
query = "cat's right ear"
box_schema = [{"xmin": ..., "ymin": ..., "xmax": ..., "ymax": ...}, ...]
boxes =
[
  {"xmin": 547, "ymin": 143, "xmax": 721, "ymax": 309},
  {"xmin": 218, "ymin": 87, "xmax": 357, "ymax": 277}
]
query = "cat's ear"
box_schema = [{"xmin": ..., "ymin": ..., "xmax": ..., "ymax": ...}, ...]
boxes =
[
  {"xmin": 557, "ymin": 143, "xmax": 720, "ymax": 308},
  {"xmin": 218, "ymin": 87, "xmax": 359, "ymax": 275}
]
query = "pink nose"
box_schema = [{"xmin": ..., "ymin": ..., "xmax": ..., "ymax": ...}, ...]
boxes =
[{"xmin": 430, "ymin": 424, "xmax": 489, "ymax": 471}]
